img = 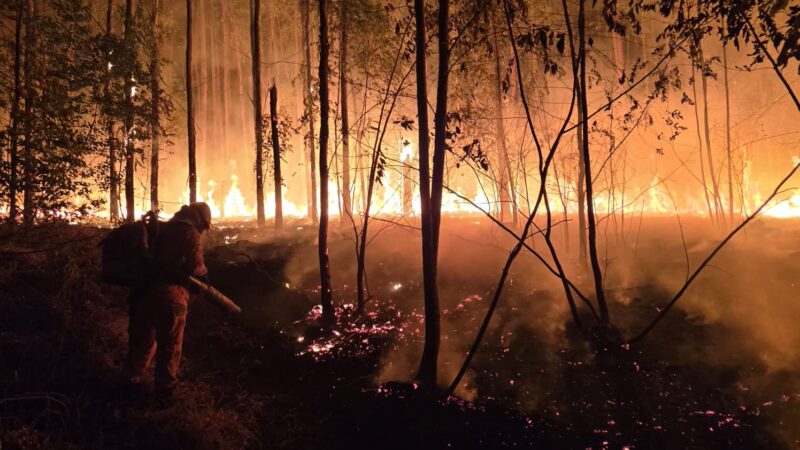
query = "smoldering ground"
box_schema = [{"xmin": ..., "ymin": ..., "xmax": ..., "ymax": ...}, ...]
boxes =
[{"xmin": 212, "ymin": 214, "xmax": 800, "ymax": 447}]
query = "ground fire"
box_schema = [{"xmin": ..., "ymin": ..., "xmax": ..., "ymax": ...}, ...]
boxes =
[{"xmin": 1, "ymin": 0, "xmax": 799, "ymax": 449}]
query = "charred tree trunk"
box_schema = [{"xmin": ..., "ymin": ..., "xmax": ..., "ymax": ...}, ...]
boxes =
[
  {"xmin": 105, "ymin": 0, "xmax": 119, "ymax": 221},
  {"xmin": 339, "ymin": 0, "xmax": 352, "ymax": 225},
  {"xmin": 577, "ymin": 0, "xmax": 608, "ymax": 323},
  {"xmin": 8, "ymin": 0, "xmax": 23, "ymax": 226},
  {"xmin": 149, "ymin": 0, "xmax": 160, "ymax": 213},
  {"xmin": 318, "ymin": 0, "xmax": 334, "ymax": 324},
  {"xmin": 270, "ymin": 84, "xmax": 283, "ymax": 229},
  {"xmin": 415, "ymin": 0, "xmax": 446, "ymax": 387},
  {"xmin": 22, "ymin": 0, "xmax": 37, "ymax": 227},
  {"xmin": 302, "ymin": 0, "xmax": 318, "ymax": 225},
  {"xmin": 251, "ymin": 0, "xmax": 266, "ymax": 226},
  {"xmin": 186, "ymin": 0, "xmax": 197, "ymax": 203},
  {"xmin": 123, "ymin": 0, "xmax": 136, "ymax": 222}
]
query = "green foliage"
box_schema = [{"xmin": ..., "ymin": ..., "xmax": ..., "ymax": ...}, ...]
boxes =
[
  {"xmin": 0, "ymin": 0, "xmax": 173, "ymax": 222},
  {"xmin": 261, "ymin": 108, "xmax": 300, "ymax": 178}
]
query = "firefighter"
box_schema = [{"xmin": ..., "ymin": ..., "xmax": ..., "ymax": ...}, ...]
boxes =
[{"xmin": 122, "ymin": 202, "xmax": 212, "ymax": 399}]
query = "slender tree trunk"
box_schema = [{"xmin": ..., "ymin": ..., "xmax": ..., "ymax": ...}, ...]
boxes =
[
  {"xmin": 22, "ymin": 0, "xmax": 37, "ymax": 227},
  {"xmin": 251, "ymin": 0, "xmax": 266, "ymax": 225},
  {"xmin": 123, "ymin": 0, "xmax": 136, "ymax": 222},
  {"xmin": 220, "ymin": 1, "xmax": 231, "ymax": 163},
  {"xmin": 415, "ymin": 0, "xmax": 445, "ymax": 386},
  {"xmin": 197, "ymin": 0, "xmax": 208, "ymax": 162},
  {"xmin": 577, "ymin": 0, "xmax": 608, "ymax": 323},
  {"xmin": 187, "ymin": 0, "xmax": 198, "ymax": 203},
  {"xmin": 205, "ymin": 0, "xmax": 219, "ymax": 169},
  {"xmin": 698, "ymin": 43, "xmax": 723, "ymax": 220},
  {"xmin": 106, "ymin": 0, "xmax": 119, "ymax": 221},
  {"xmin": 292, "ymin": 10, "xmax": 304, "ymax": 121},
  {"xmin": 270, "ymin": 84, "xmax": 283, "ymax": 229},
  {"xmin": 358, "ymin": 70, "xmax": 369, "ymax": 213},
  {"xmin": 576, "ymin": 102, "xmax": 587, "ymax": 267},
  {"xmin": 8, "ymin": 0, "xmax": 23, "ymax": 226},
  {"xmin": 611, "ymin": 30, "xmax": 624, "ymax": 238},
  {"xmin": 212, "ymin": 0, "xmax": 222, "ymax": 164},
  {"xmin": 430, "ymin": 0, "xmax": 449, "ymax": 252},
  {"xmin": 232, "ymin": 2, "xmax": 251, "ymax": 154},
  {"xmin": 263, "ymin": 0, "xmax": 275, "ymax": 82},
  {"xmin": 339, "ymin": 0, "xmax": 352, "ymax": 225},
  {"xmin": 690, "ymin": 46, "xmax": 714, "ymax": 221},
  {"xmin": 150, "ymin": 0, "xmax": 161, "ymax": 213},
  {"xmin": 722, "ymin": 32, "xmax": 734, "ymax": 222},
  {"xmin": 572, "ymin": 9, "xmax": 586, "ymax": 264},
  {"xmin": 302, "ymin": 0, "xmax": 318, "ymax": 225},
  {"xmin": 491, "ymin": 5, "xmax": 515, "ymax": 226},
  {"xmin": 318, "ymin": 0, "xmax": 334, "ymax": 324}
]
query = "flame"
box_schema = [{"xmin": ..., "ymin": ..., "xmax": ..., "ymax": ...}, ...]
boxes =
[
  {"xmin": 762, "ymin": 193, "xmax": 800, "ymax": 218},
  {"xmin": 223, "ymin": 174, "xmax": 252, "ymax": 218},
  {"xmin": 206, "ymin": 180, "xmax": 222, "ymax": 218},
  {"xmin": 4, "ymin": 150, "xmax": 799, "ymax": 224}
]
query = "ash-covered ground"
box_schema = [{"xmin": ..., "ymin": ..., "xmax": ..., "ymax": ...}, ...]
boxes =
[{"xmin": 2, "ymin": 216, "xmax": 799, "ymax": 449}]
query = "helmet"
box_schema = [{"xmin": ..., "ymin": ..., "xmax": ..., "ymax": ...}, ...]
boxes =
[{"xmin": 188, "ymin": 202, "xmax": 212, "ymax": 231}]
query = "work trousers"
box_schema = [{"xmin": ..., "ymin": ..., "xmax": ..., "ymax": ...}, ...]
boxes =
[{"xmin": 123, "ymin": 285, "xmax": 189, "ymax": 391}]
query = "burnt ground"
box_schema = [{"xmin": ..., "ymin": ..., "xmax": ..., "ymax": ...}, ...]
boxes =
[{"xmin": 1, "ymin": 219, "xmax": 799, "ymax": 449}]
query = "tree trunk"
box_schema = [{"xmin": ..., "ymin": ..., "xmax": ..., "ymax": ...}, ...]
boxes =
[
  {"xmin": 698, "ymin": 42, "xmax": 723, "ymax": 220},
  {"xmin": 358, "ymin": 70, "xmax": 369, "ymax": 213},
  {"xmin": 22, "ymin": 0, "xmax": 37, "ymax": 227},
  {"xmin": 610, "ymin": 30, "xmax": 624, "ymax": 238},
  {"xmin": 251, "ymin": 0, "xmax": 266, "ymax": 225},
  {"xmin": 577, "ymin": 0, "xmax": 608, "ymax": 323},
  {"xmin": 149, "ymin": 0, "xmax": 160, "ymax": 213},
  {"xmin": 232, "ymin": 1, "xmax": 251, "ymax": 158},
  {"xmin": 8, "ymin": 0, "xmax": 23, "ymax": 226},
  {"xmin": 186, "ymin": 0, "xmax": 197, "ymax": 203},
  {"xmin": 318, "ymin": 0, "xmax": 334, "ymax": 324},
  {"xmin": 576, "ymin": 102, "xmax": 587, "ymax": 267},
  {"xmin": 123, "ymin": 0, "xmax": 136, "ymax": 222},
  {"xmin": 490, "ymin": 4, "xmax": 516, "ymax": 226},
  {"xmin": 339, "ymin": 0, "xmax": 352, "ymax": 225},
  {"xmin": 415, "ymin": 0, "xmax": 445, "ymax": 387},
  {"xmin": 722, "ymin": 30, "xmax": 734, "ymax": 222},
  {"xmin": 302, "ymin": 0, "xmax": 318, "ymax": 225},
  {"xmin": 106, "ymin": 0, "xmax": 119, "ymax": 222},
  {"xmin": 197, "ymin": 0, "xmax": 208, "ymax": 165},
  {"xmin": 689, "ymin": 40, "xmax": 714, "ymax": 221},
  {"xmin": 220, "ymin": 1, "xmax": 231, "ymax": 164},
  {"xmin": 270, "ymin": 84, "xmax": 283, "ymax": 229}
]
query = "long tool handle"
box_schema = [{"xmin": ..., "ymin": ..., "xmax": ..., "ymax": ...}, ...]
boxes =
[{"xmin": 187, "ymin": 276, "xmax": 242, "ymax": 314}]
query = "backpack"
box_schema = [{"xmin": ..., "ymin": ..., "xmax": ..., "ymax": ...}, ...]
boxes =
[{"xmin": 100, "ymin": 211, "xmax": 161, "ymax": 286}]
